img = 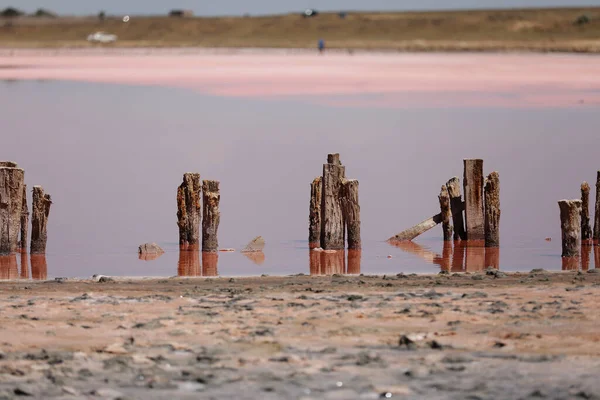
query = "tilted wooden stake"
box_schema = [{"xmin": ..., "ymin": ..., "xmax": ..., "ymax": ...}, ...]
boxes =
[
  {"xmin": 309, "ymin": 177, "xmax": 322, "ymax": 249},
  {"xmin": 446, "ymin": 177, "xmax": 466, "ymax": 240},
  {"xmin": 558, "ymin": 199, "xmax": 582, "ymax": 258},
  {"xmin": 341, "ymin": 179, "xmax": 361, "ymax": 249},
  {"xmin": 18, "ymin": 184, "xmax": 28, "ymax": 251},
  {"xmin": 463, "ymin": 159, "xmax": 485, "ymax": 241},
  {"xmin": 0, "ymin": 162, "xmax": 25, "ymax": 254},
  {"xmin": 388, "ymin": 213, "xmax": 443, "ymax": 242},
  {"xmin": 595, "ymin": 172, "xmax": 600, "ymax": 242},
  {"xmin": 484, "ymin": 172, "xmax": 501, "ymax": 247},
  {"xmin": 177, "ymin": 173, "xmax": 201, "ymax": 248},
  {"xmin": 202, "ymin": 180, "xmax": 220, "ymax": 253},
  {"xmin": 438, "ymin": 185, "xmax": 452, "ymax": 241},
  {"xmin": 320, "ymin": 154, "xmax": 345, "ymax": 250},
  {"xmin": 581, "ymin": 181, "xmax": 592, "ymax": 242},
  {"xmin": 30, "ymin": 186, "xmax": 52, "ymax": 254}
]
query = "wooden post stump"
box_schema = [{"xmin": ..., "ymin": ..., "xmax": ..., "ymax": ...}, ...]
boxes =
[
  {"xmin": 581, "ymin": 182, "xmax": 593, "ymax": 243},
  {"xmin": 438, "ymin": 185, "xmax": 452, "ymax": 241},
  {"xmin": 0, "ymin": 162, "xmax": 25, "ymax": 254},
  {"xmin": 463, "ymin": 159, "xmax": 484, "ymax": 241},
  {"xmin": 446, "ymin": 177, "xmax": 466, "ymax": 240},
  {"xmin": 558, "ymin": 199, "xmax": 582, "ymax": 258},
  {"xmin": 595, "ymin": 172, "xmax": 600, "ymax": 242},
  {"xmin": 341, "ymin": 179, "xmax": 361, "ymax": 249},
  {"xmin": 484, "ymin": 172, "xmax": 501, "ymax": 247},
  {"xmin": 18, "ymin": 184, "xmax": 28, "ymax": 251},
  {"xmin": 309, "ymin": 177, "xmax": 322, "ymax": 249},
  {"xmin": 202, "ymin": 180, "xmax": 220, "ymax": 253},
  {"xmin": 30, "ymin": 186, "xmax": 52, "ymax": 254},
  {"xmin": 177, "ymin": 173, "xmax": 201, "ymax": 248},
  {"xmin": 321, "ymin": 154, "xmax": 345, "ymax": 250}
]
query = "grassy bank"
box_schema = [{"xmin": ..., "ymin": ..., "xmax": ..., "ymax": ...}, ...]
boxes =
[{"xmin": 0, "ymin": 7, "xmax": 599, "ymax": 52}]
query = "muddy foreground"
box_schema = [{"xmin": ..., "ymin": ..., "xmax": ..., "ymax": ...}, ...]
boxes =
[{"xmin": 1, "ymin": 270, "xmax": 600, "ymax": 399}]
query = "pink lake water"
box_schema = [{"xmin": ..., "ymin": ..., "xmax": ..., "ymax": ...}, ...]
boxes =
[{"xmin": 0, "ymin": 51, "xmax": 599, "ymax": 279}]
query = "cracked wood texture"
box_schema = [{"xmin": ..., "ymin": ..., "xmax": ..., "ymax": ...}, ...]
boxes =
[
  {"xmin": 439, "ymin": 185, "xmax": 452, "ymax": 241},
  {"xmin": 202, "ymin": 180, "xmax": 220, "ymax": 253},
  {"xmin": 594, "ymin": 172, "xmax": 600, "ymax": 242},
  {"xmin": 581, "ymin": 181, "xmax": 592, "ymax": 242},
  {"xmin": 558, "ymin": 199, "xmax": 582, "ymax": 258},
  {"xmin": 463, "ymin": 159, "xmax": 485, "ymax": 241},
  {"xmin": 320, "ymin": 154, "xmax": 345, "ymax": 250},
  {"xmin": 18, "ymin": 184, "xmax": 28, "ymax": 251},
  {"xmin": 177, "ymin": 173, "xmax": 201, "ymax": 248},
  {"xmin": 484, "ymin": 172, "xmax": 501, "ymax": 247},
  {"xmin": 30, "ymin": 185, "xmax": 52, "ymax": 254},
  {"xmin": 308, "ymin": 177, "xmax": 322, "ymax": 249},
  {"xmin": 342, "ymin": 179, "xmax": 361, "ymax": 249},
  {"xmin": 446, "ymin": 177, "xmax": 466, "ymax": 241},
  {"xmin": 388, "ymin": 213, "xmax": 443, "ymax": 242},
  {"xmin": 0, "ymin": 163, "xmax": 25, "ymax": 254}
]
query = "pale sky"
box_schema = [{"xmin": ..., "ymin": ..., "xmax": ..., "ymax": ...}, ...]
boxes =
[{"xmin": 3, "ymin": 0, "xmax": 600, "ymax": 16}]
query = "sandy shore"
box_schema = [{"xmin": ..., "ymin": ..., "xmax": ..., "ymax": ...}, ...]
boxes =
[
  {"xmin": 1, "ymin": 270, "xmax": 600, "ymax": 399},
  {"xmin": 1, "ymin": 50, "xmax": 600, "ymax": 108}
]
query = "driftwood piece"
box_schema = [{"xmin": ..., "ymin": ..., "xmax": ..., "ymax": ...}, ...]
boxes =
[
  {"xmin": 18, "ymin": 184, "xmax": 28, "ymax": 251},
  {"xmin": 202, "ymin": 180, "xmax": 220, "ymax": 253},
  {"xmin": 558, "ymin": 199, "xmax": 582, "ymax": 258},
  {"xmin": 30, "ymin": 186, "xmax": 52, "ymax": 254},
  {"xmin": 446, "ymin": 177, "xmax": 466, "ymax": 240},
  {"xmin": 484, "ymin": 172, "xmax": 501, "ymax": 247},
  {"xmin": 595, "ymin": 172, "xmax": 600, "ymax": 242},
  {"xmin": 177, "ymin": 173, "xmax": 201, "ymax": 248},
  {"xmin": 388, "ymin": 213, "xmax": 442, "ymax": 242},
  {"xmin": 309, "ymin": 177, "xmax": 322, "ymax": 249},
  {"xmin": 320, "ymin": 154, "xmax": 346, "ymax": 250},
  {"xmin": 463, "ymin": 159, "xmax": 485, "ymax": 241},
  {"xmin": 341, "ymin": 179, "xmax": 361, "ymax": 249},
  {"xmin": 438, "ymin": 185, "xmax": 452, "ymax": 241},
  {"xmin": 0, "ymin": 163, "xmax": 25, "ymax": 254},
  {"xmin": 581, "ymin": 182, "xmax": 593, "ymax": 242}
]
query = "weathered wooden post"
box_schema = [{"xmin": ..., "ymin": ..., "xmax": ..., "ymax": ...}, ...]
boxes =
[
  {"xmin": 0, "ymin": 162, "xmax": 25, "ymax": 254},
  {"xmin": 463, "ymin": 159, "xmax": 485, "ymax": 241},
  {"xmin": 558, "ymin": 199, "xmax": 582, "ymax": 258},
  {"xmin": 202, "ymin": 180, "xmax": 220, "ymax": 253},
  {"xmin": 438, "ymin": 185, "xmax": 452, "ymax": 241},
  {"xmin": 446, "ymin": 177, "xmax": 466, "ymax": 240},
  {"xmin": 202, "ymin": 252, "xmax": 219, "ymax": 277},
  {"xmin": 581, "ymin": 182, "xmax": 593, "ymax": 243},
  {"xmin": 321, "ymin": 154, "xmax": 345, "ymax": 250},
  {"xmin": 347, "ymin": 249, "xmax": 361, "ymax": 275},
  {"xmin": 595, "ymin": 172, "xmax": 600, "ymax": 242},
  {"xmin": 30, "ymin": 186, "xmax": 52, "ymax": 254},
  {"xmin": 18, "ymin": 184, "xmax": 28, "ymax": 251},
  {"xmin": 309, "ymin": 177, "xmax": 322, "ymax": 249},
  {"xmin": 177, "ymin": 173, "xmax": 201, "ymax": 248},
  {"xmin": 484, "ymin": 172, "xmax": 500, "ymax": 247},
  {"xmin": 341, "ymin": 179, "xmax": 361, "ymax": 249}
]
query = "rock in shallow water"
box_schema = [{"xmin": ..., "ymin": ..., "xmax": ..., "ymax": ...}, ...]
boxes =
[{"xmin": 138, "ymin": 243, "xmax": 164, "ymax": 255}]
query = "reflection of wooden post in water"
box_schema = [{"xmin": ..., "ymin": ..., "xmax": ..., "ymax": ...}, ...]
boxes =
[
  {"xmin": 581, "ymin": 182, "xmax": 593, "ymax": 243},
  {"xmin": 30, "ymin": 186, "xmax": 52, "ymax": 254},
  {"xmin": 0, "ymin": 254, "xmax": 18, "ymax": 280},
  {"xmin": 242, "ymin": 251, "xmax": 265, "ymax": 266},
  {"xmin": 463, "ymin": 159, "xmax": 485, "ymax": 241},
  {"xmin": 438, "ymin": 186, "xmax": 452, "ymax": 241},
  {"xmin": 321, "ymin": 154, "xmax": 345, "ymax": 250},
  {"xmin": 562, "ymin": 257, "xmax": 580, "ymax": 271},
  {"xmin": 464, "ymin": 241, "xmax": 486, "ymax": 272},
  {"xmin": 484, "ymin": 247, "xmax": 500, "ymax": 270},
  {"xmin": 321, "ymin": 250, "xmax": 346, "ymax": 275},
  {"xmin": 0, "ymin": 162, "xmax": 25, "ymax": 254},
  {"xmin": 347, "ymin": 249, "xmax": 361, "ymax": 275},
  {"xmin": 20, "ymin": 251, "xmax": 29, "ymax": 279},
  {"xmin": 30, "ymin": 254, "xmax": 47, "ymax": 280},
  {"xmin": 389, "ymin": 241, "xmax": 440, "ymax": 264},
  {"xmin": 581, "ymin": 244, "xmax": 592, "ymax": 271},
  {"xmin": 309, "ymin": 250, "xmax": 321, "ymax": 275},
  {"xmin": 177, "ymin": 249, "xmax": 200, "ymax": 277},
  {"xmin": 558, "ymin": 199, "xmax": 582, "ymax": 258},
  {"xmin": 484, "ymin": 172, "xmax": 500, "ymax": 247},
  {"xmin": 177, "ymin": 173, "xmax": 201, "ymax": 248},
  {"xmin": 202, "ymin": 252, "xmax": 219, "ymax": 277},
  {"xmin": 594, "ymin": 246, "xmax": 600, "ymax": 270},
  {"xmin": 452, "ymin": 240, "xmax": 466, "ymax": 272},
  {"xmin": 341, "ymin": 179, "xmax": 361, "ymax": 249},
  {"xmin": 433, "ymin": 242, "xmax": 452, "ymax": 272},
  {"xmin": 202, "ymin": 180, "xmax": 220, "ymax": 253},
  {"xmin": 309, "ymin": 177, "xmax": 322, "ymax": 249},
  {"xmin": 446, "ymin": 177, "xmax": 466, "ymax": 240},
  {"xmin": 18, "ymin": 184, "xmax": 28, "ymax": 251},
  {"xmin": 594, "ymin": 172, "xmax": 600, "ymax": 242}
]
